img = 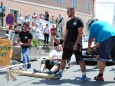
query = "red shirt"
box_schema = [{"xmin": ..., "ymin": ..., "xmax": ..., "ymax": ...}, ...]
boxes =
[{"xmin": 50, "ymin": 28, "xmax": 57, "ymax": 36}]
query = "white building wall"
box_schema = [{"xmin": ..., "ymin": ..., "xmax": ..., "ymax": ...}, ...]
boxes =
[{"xmin": 95, "ymin": 0, "xmax": 115, "ymax": 27}]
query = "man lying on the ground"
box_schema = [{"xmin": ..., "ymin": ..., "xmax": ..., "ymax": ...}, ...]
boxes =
[{"xmin": 33, "ymin": 44, "xmax": 63, "ymax": 74}]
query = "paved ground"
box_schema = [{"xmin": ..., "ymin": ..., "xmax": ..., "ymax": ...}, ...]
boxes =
[{"xmin": 0, "ymin": 58, "xmax": 115, "ymax": 86}]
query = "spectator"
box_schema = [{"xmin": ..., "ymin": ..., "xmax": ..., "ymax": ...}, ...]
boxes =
[
  {"xmin": 30, "ymin": 22, "xmax": 36, "ymax": 37},
  {"xmin": 17, "ymin": 14, "xmax": 24, "ymax": 29},
  {"xmin": 32, "ymin": 13, "xmax": 37, "ymax": 23},
  {"xmin": 43, "ymin": 24, "xmax": 50, "ymax": 48},
  {"xmin": 44, "ymin": 11, "xmax": 49, "ymax": 21},
  {"xmin": 50, "ymin": 25, "xmax": 57, "ymax": 49},
  {"xmin": 56, "ymin": 14, "xmax": 64, "ymax": 38},
  {"xmin": 35, "ymin": 24, "xmax": 40, "ymax": 40},
  {"xmin": 13, "ymin": 20, "xmax": 21, "ymax": 43},
  {"xmin": 50, "ymin": 16, "xmax": 56, "ymax": 24},
  {"xmin": 0, "ymin": 1, "xmax": 6, "ymax": 27},
  {"xmin": 0, "ymin": 30, "xmax": 8, "ymax": 39}
]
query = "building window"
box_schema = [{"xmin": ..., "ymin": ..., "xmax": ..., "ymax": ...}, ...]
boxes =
[
  {"xmin": 55, "ymin": 0, "xmax": 62, "ymax": 4},
  {"xmin": 9, "ymin": 8, "xmax": 19, "ymax": 21},
  {"xmin": 86, "ymin": 1, "xmax": 90, "ymax": 12},
  {"xmin": 72, "ymin": 0, "xmax": 78, "ymax": 9}
]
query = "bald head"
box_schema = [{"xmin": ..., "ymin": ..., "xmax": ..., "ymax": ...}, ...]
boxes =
[
  {"xmin": 67, "ymin": 7, "xmax": 75, "ymax": 11},
  {"xmin": 67, "ymin": 7, "xmax": 75, "ymax": 18}
]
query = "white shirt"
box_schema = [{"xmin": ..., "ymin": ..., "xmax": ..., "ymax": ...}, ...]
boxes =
[
  {"xmin": 49, "ymin": 50, "xmax": 62, "ymax": 63},
  {"xmin": 44, "ymin": 27, "xmax": 50, "ymax": 34},
  {"xmin": 17, "ymin": 16, "xmax": 24, "ymax": 24}
]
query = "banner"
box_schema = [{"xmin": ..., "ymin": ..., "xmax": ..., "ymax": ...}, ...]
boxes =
[
  {"xmin": 37, "ymin": 19, "xmax": 56, "ymax": 40},
  {"xmin": 0, "ymin": 39, "xmax": 13, "ymax": 67}
]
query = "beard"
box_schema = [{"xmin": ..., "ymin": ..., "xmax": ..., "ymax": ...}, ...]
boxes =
[{"xmin": 68, "ymin": 14, "xmax": 72, "ymax": 18}]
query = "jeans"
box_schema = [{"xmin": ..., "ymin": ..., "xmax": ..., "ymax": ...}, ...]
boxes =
[
  {"xmin": 21, "ymin": 48, "xmax": 30, "ymax": 70},
  {"xmin": 99, "ymin": 36, "xmax": 115, "ymax": 62}
]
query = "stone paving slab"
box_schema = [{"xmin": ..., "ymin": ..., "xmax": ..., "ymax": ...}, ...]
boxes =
[{"xmin": 0, "ymin": 60, "xmax": 115, "ymax": 86}]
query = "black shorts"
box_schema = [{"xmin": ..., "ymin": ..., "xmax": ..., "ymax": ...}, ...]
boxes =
[
  {"xmin": 62, "ymin": 44, "xmax": 83, "ymax": 61},
  {"xmin": 41, "ymin": 59, "xmax": 60, "ymax": 72}
]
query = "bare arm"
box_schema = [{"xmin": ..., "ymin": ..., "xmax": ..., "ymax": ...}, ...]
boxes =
[
  {"xmin": 73, "ymin": 27, "xmax": 83, "ymax": 51},
  {"xmin": 88, "ymin": 38, "xmax": 93, "ymax": 49},
  {"xmin": 87, "ymin": 38, "xmax": 94, "ymax": 54},
  {"xmin": 75, "ymin": 27, "xmax": 83, "ymax": 45}
]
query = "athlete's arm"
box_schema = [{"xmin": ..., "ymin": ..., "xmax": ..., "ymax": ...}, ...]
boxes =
[{"xmin": 75, "ymin": 27, "xmax": 83, "ymax": 45}]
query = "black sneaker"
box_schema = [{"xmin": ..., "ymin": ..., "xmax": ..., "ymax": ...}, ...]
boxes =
[
  {"xmin": 27, "ymin": 63, "xmax": 31, "ymax": 69},
  {"xmin": 48, "ymin": 71, "xmax": 53, "ymax": 74},
  {"xmin": 94, "ymin": 76, "xmax": 104, "ymax": 81},
  {"xmin": 33, "ymin": 69, "xmax": 41, "ymax": 73}
]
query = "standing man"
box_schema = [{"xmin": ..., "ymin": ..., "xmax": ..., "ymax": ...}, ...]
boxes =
[
  {"xmin": 0, "ymin": 1, "xmax": 6, "ymax": 27},
  {"xmin": 17, "ymin": 14, "xmax": 24, "ymax": 29},
  {"xmin": 56, "ymin": 7, "xmax": 87, "ymax": 81},
  {"xmin": 87, "ymin": 18, "xmax": 115, "ymax": 81},
  {"xmin": 43, "ymin": 24, "xmax": 50, "ymax": 48},
  {"xmin": 56, "ymin": 14, "xmax": 64, "ymax": 38},
  {"xmin": 50, "ymin": 25, "xmax": 57, "ymax": 49},
  {"xmin": 17, "ymin": 22, "xmax": 33, "ymax": 70}
]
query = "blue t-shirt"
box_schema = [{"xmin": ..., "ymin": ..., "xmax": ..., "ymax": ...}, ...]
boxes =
[
  {"xmin": 0, "ymin": 5, "xmax": 6, "ymax": 12},
  {"xmin": 89, "ymin": 21, "xmax": 115, "ymax": 42}
]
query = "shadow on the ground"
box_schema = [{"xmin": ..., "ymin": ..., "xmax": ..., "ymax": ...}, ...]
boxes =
[
  {"xmin": 31, "ymin": 78, "xmax": 115, "ymax": 86},
  {"xmin": 0, "ymin": 71, "xmax": 6, "ymax": 75},
  {"xmin": 109, "ymin": 68, "xmax": 115, "ymax": 72},
  {"xmin": 73, "ymin": 68, "xmax": 99, "ymax": 72}
]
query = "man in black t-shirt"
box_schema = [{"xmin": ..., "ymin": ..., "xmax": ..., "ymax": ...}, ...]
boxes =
[
  {"xmin": 17, "ymin": 22, "xmax": 33, "ymax": 70},
  {"xmin": 56, "ymin": 7, "xmax": 87, "ymax": 81}
]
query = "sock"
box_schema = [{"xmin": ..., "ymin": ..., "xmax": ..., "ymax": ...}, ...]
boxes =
[
  {"xmin": 82, "ymin": 72, "xmax": 86, "ymax": 75},
  {"xmin": 49, "ymin": 71, "xmax": 53, "ymax": 73},
  {"xmin": 98, "ymin": 73, "xmax": 103, "ymax": 77},
  {"xmin": 59, "ymin": 69, "xmax": 64, "ymax": 74}
]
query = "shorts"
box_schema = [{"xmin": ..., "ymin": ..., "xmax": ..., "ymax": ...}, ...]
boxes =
[
  {"xmin": 99, "ymin": 36, "xmax": 115, "ymax": 62},
  {"xmin": 62, "ymin": 44, "xmax": 83, "ymax": 61},
  {"xmin": 41, "ymin": 59, "xmax": 60, "ymax": 73}
]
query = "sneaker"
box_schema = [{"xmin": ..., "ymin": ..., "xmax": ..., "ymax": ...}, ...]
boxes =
[
  {"xmin": 65, "ymin": 64, "xmax": 70, "ymax": 69},
  {"xmin": 48, "ymin": 71, "xmax": 53, "ymax": 74},
  {"xmin": 94, "ymin": 76, "xmax": 104, "ymax": 81},
  {"xmin": 33, "ymin": 69, "xmax": 41, "ymax": 73},
  {"xmin": 81, "ymin": 75, "xmax": 87, "ymax": 81},
  {"xmin": 92, "ymin": 65, "xmax": 98, "ymax": 69},
  {"xmin": 27, "ymin": 63, "xmax": 31, "ymax": 69},
  {"xmin": 55, "ymin": 71, "xmax": 62, "ymax": 79}
]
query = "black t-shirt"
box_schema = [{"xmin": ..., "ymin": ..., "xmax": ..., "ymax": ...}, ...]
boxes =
[
  {"xmin": 19, "ymin": 31, "xmax": 33, "ymax": 48},
  {"xmin": 54, "ymin": 39, "xmax": 63, "ymax": 47},
  {"xmin": 66, "ymin": 17, "xmax": 84, "ymax": 43}
]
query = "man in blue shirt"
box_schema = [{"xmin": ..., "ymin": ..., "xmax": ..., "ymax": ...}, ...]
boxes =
[
  {"xmin": 0, "ymin": 1, "xmax": 6, "ymax": 27},
  {"xmin": 87, "ymin": 18, "xmax": 115, "ymax": 81}
]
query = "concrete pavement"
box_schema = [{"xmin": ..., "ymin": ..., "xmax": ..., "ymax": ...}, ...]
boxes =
[{"xmin": 0, "ymin": 59, "xmax": 115, "ymax": 86}]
